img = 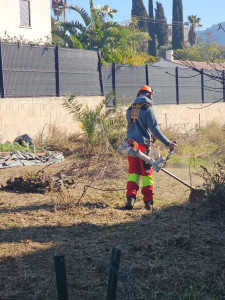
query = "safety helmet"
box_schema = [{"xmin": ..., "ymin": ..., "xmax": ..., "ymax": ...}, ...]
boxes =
[{"xmin": 137, "ymin": 85, "xmax": 154, "ymax": 99}]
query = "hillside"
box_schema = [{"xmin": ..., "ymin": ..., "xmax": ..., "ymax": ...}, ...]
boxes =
[{"xmin": 197, "ymin": 21, "xmax": 225, "ymax": 45}]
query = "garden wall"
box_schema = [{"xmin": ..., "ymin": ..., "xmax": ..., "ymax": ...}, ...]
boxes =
[
  {"xmin": 0, "ymin": 96, "xmax": 104, "ymax": 142},
  {"xmin": 0, "ymin": 97, "xmax": 224, "ymax": 142}
]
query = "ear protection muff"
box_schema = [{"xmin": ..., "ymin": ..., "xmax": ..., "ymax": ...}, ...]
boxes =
[{"xmin": 137, "ymin": 89, "xmax": 154, "ymax": 100}]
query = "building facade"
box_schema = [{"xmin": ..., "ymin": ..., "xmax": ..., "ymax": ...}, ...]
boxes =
[
  {"xmin": 0, "ymin": 0, "xmax": 51, "ymax": 43},
  {"xmin": 168, "ymin": 23, "xmax": 190, "ymax": 45}
]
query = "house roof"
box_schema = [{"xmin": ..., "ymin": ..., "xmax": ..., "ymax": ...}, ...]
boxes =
[
  {"xmin": 152, "ymin": 60, "xmax": 186, "ymax": 69},
  {"xmin": 173, "ymin": 60, "xmax": 225, "ymax": 70},
  {"xmin": 152, "ymin": 59, "xmax": 225, "ymax": 70}
]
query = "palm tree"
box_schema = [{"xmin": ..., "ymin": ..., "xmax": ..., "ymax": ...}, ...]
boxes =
[
  {"xmin": 52, "ymin": 1, "xmax": 152, "ymax": 64},
  {"xmin": 52, "ymin": 0, "xmax": 117, "ymax": 49},
  {"xmin": 52, "ymin": 0, "xmax": 67, "ymax": 21},
  {"xmin": 188, "ymin": 15, "xmax": 202, "ymax": 46}
]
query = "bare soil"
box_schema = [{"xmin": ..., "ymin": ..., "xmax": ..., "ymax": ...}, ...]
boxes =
[{"xmin": 0, "ymin": 154, "xmax": 224, "ymax": 300}]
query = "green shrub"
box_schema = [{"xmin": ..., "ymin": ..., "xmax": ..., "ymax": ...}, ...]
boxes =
[
  {"xmin": 200, "ymin": 163, "xmax": 225, "ymax": 214},
  {"xmin": 62, "ymin": 95, "xmax": 127, "ymax": 155},
  {"xmin": 0, "ymin": 141, "xmax": 37, "ymax": 153}
]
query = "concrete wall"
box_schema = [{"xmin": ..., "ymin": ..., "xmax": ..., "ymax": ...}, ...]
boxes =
[
  {"xmin": 0, "ymin": 96, "xmax": 105, "ymax": 142},
  {"xmin": 0, "ymin": 97, "xmax": 224, "ymax": 142},
  {"xmin": 0, "ymin": 0, "xmax": 51, "ymax": 42},
  {"xmin": 154, "ymin": 103, "xmax": 225, "ymax": 132}
]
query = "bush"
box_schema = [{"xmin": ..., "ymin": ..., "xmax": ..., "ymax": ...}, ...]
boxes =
[
  {"xmin": 62, "ymin": 95, "xmax": 127, "ymax": 155},
  {"xmin": 200, "ymin": 163, "xmax": 225, "ymax": 214},
  {"xmin": 0, "ymin": 141, "xmax": 37, "ymax": 153},
  {"xmin": 34, "ymin": 124, "xmax": 73, "ymax": 155}
]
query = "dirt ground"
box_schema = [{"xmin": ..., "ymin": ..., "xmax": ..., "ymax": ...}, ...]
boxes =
[{"xmin": 0, "ymin": 154, "xmax": 224, "ymax": 300}]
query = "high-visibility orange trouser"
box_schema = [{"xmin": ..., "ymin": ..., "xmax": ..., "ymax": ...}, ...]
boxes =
[{"xmin": 126, "ymin": 144, "xmax": 154, "ymax": 203}]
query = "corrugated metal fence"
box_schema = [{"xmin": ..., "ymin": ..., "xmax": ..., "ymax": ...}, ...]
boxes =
[{"xmin": 0, "ymin": 42, "xmax": 224, "ymax": 105}]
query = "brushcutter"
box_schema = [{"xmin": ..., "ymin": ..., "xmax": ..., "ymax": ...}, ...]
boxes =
[{"xmin": 119, "ymin": 139, "xmax": 193, "ymax": 190}]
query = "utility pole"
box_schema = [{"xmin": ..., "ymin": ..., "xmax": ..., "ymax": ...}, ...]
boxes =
[{"xmin": 63, "ymin": 0, "xmax": 67, "ymax": 22}]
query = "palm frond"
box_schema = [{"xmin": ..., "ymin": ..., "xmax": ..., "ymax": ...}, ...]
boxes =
[
  {"xmin": 58, "ymin": 21, "xmax": 78, "ymax": 36},
  {"xmin": 70, "ymin": 35, "xmax": 83, "ymax": 49},
  {"xmin": 52, "ymin": 29, "xmax": 74, "ymax": 48},
  {"xmin": 71, "ymin": 21, "xmax": 87, "ymax": 33},
  {"xmin": 62, "ymin": 96, "xmax": 83, "ymax": 121},
  {"xmin": 69, "ymin": 5, "xmax": 91, "ymax": 27}
]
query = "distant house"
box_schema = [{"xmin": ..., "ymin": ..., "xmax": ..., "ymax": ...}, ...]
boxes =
[
  {"xmin": 153, "ymin": 50, "xmax": 225, "ymax": 70},
  {"xmin": 167, "ymin": 22, "xmax": 190, "ymax": 46},
  {"xmin": 0, "ymin": 0, "xmax": 51, "ymax": 43}
]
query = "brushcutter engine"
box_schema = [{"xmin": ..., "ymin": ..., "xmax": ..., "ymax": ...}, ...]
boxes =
[
  {"xmin": 119, "ymin": 140, "xmax": 194, "ymax": 190},
  {"xmin": 118, "ymin": 139, "xmax": 166, "ymax": 172}
]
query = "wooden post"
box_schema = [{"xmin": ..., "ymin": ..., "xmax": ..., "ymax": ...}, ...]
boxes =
[
  {"xmin": 106, "ymin": 247, "xmax": 121, "ymax": 300},
  {"xmin": 54, "ymin": 254, "xmax": 68, "ymax": 300}
]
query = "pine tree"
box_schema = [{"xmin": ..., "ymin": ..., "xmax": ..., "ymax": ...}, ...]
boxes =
[
  {"xmin": 131, "ymin": 0, "xmax": 148, "ymax": 32},
  {"xmin": 148, "ymin": 0, "xmax": 156, "ymax": 56},
  {"xmin": 155, "ymin": 2, "xmax": 168, "ymax": 49},
  {"xmin": 172, "ymin": 0, "xmax": 184, "ymax": 50}
]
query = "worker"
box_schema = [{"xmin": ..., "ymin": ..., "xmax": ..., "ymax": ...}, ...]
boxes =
[{"xmin": 125, "ymin": 85, "xmax": 177, "ymax": 210}]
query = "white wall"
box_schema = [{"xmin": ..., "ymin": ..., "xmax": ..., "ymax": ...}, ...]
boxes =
[
  {"xmin": 154, "ymin": 103, "xmax": 225, "ymax": 132},
  {"xmin": 0, "ymin": 0, "xmax": 51, "ymax": 42},
  {"xmin": 0, "ymin": 96, "xmax": 105, "ymax": 142},
  {"xmin": 0, "ymin": 97, "xmax": 224, "ymax": 143}
]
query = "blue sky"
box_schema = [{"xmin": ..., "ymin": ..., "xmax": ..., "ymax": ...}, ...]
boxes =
[{"xmin": 55, "ymin": 0, "xmax": 225, "ymax": 31}]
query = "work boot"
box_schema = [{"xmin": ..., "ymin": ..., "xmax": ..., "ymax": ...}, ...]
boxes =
[
  {"xmin": 144, "ymin": 200, "xmax": 153, "ymax": 210},
  {"xmin": 125, "ymin": 196, "xmax": 136, "ymax": 210}
]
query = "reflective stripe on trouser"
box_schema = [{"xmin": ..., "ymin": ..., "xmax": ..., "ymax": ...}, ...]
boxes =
[
  {"xmin": 126, "ymin": 144, "xmax": 154, "ymax": 202},
  {"xmin": 142, "ymin": 176, "xmax": 154, "ymax": 202}
]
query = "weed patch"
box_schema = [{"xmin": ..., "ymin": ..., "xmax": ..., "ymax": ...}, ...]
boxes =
[
  {"xmin": 200, "ymin": 163, "xmax": 225, "ymax": 214},
  {"xmin": 0, "ymin": 121, "xmax": 224, "ymax": 299},
  {"xmin": 0, "ymin": 141, "xmax": 38, "ymax": 153}
]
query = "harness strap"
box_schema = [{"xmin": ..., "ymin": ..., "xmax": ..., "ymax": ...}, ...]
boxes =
[
  {"xmin": 127, "ymin": 103, "xmax": 151, "ymax": 129},
  {"xmin": 127, "ymin": 103, "xmax": 152, "ymax": 146},
  {"xmin": 131, "ymin": 103, "xmax": 146, "ymax": 122}
]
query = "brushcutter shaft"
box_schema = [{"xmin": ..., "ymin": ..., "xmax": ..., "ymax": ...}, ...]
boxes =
[
  {"xmin": 136, "ymin": 149, "xmax": 155, "ymax": 165},
  {"xmin": 119, "ymin": 140, "xmax": 193, "ymax": 190},
  {"xmin": 161, "ymin": 168, "xmax": 193, "ymax": 189}
]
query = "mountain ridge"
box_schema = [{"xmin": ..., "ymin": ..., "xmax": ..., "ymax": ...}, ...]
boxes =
[{"xmin": 197, "ymin": 22, "xmax": 225, "ymax": 45}]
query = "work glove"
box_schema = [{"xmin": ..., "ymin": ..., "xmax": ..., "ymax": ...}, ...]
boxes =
[{"xmin": 169, "ymin": 141, "xmax": 177, "ymax": 151}]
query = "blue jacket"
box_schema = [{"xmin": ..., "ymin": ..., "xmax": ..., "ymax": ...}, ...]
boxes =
[{"xmin": 126, "ymin": 96, "xmax": 171, "ymax": 146}]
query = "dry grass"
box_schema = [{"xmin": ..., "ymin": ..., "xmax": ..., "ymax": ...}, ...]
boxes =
[
  {"xmin": 34, "ymin": 124, "xmax": 83, "ymax": 156},
  {"xmin": 0, "ymin": 152, "xmax": 224, "ymax": 300}
]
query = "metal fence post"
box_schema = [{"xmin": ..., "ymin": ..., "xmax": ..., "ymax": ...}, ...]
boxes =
[
  {"xmin": 106, "ymin": 247, "xmax": 121, "ymax": 300},
  {"xmin": 55, "ymin": 46, "xmax": 60, "ymax": 97},
  {"xmin": 98, "ymin": 49, "xmax": 104, "ymax": 96},
  {"xmin": 175, "ymin": 67, "xmax": 179, "ymax": 105},
  {"xmin": 223, "ymin": 70, "xmax": 225, "ymax": 102},
  {"xmin": 54, "ymin": 254, "xmax": 68, "ymax": 300},
  {"xmin": 145, "ymin": 64, "xmax": 149, "ymax": 86},
  {"xmin": 112, "ymin": 63, "xmax": 116, "ymax": 106},
  {"xmin": 0, "ymin": 41, "xmax": 5, "ymax": 98},
  {"xmin": 201, "ymin": 68, "xmax": 205, "ymax": 103}
]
